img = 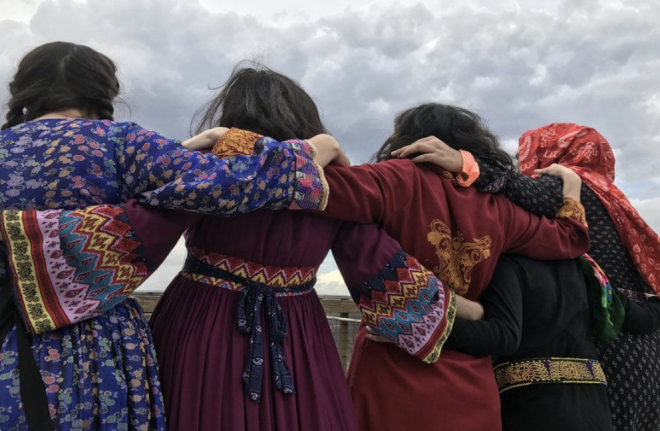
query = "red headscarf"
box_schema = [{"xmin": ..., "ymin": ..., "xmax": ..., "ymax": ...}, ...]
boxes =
[{"xmin": 518, "ymin": 123, "xmax": 660, "ymax": 296}]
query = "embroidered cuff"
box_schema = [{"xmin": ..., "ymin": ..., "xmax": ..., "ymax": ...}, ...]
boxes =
[
  {"xmin": 212, "ymin": 128, "xmax": 259, "ymax": 157},
  {"xmin": 288, "ymin": 139, "xmax": 329, "ymax": 211},
  {"xmin": 1, "ymin": 206, "xmax": 152, "ymax": 334},
  {"xmin": 1, "ymin": 209, "xmax": 71, "ymax": 333},
  {"xmin": 355, "ymin": 249, "xmax": 456, "ymax": 364},
  {"xmin": 556, "ymin": 198, "xmax": 588, "ymax": 227},
  {"xmin": 456, "ymin": 150, "xmax": 480, "ymax": 187}
]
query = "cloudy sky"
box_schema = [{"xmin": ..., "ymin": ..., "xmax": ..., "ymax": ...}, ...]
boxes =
[{"xmin": 1, "ymin": 0, "xmax": 659, "ymax": 294}]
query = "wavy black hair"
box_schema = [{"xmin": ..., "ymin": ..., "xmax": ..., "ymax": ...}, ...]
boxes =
[
  {"xmin": 194, "ymin": 63, "xmax": 327, "ymax": 140},
  {"xmin": 2, "ymin": 41, "xmax": 120, "ymax": 130},
  {"xmin": 372, "ymin": 103, "xmax": 514, "ymax": 168}
]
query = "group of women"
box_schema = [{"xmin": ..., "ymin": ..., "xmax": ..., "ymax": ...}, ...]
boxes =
[{"xmin": 0, "ymin": 41, "xmax": 659, "ymax": 431}]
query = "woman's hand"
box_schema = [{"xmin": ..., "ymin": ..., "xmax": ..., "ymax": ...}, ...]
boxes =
[
  {"xmin": 181, "ymin": 127, "xmax": 229, "ymax": 151},
  {"xmin": 455, "ymin": 295, "xmax": 484, "ymax": 321},
  {"xmin": 390, "ymin": 136, "xmax": 463, "ymax": 172},
  {"xmin": 366, "ymin": 326, "xmax": 391, "ymax": 343},
  {"xmin": 535, "ymin": 164, "xmax": 582, "ymax": 202},
  {"xmin": 307, "ymin": 134, "xmax": 351, "ymax": 167}
]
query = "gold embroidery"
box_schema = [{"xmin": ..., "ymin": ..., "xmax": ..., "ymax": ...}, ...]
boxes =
[
  {"xmin": 426, "ymin": 219, "xmax": 492, "ymax": 295},
  {"xmin": 212, "ymin": 128, "xmax": 261, "ymax": 158},
  {"xmin": 494, "ymin": 358, "xmax": 607, "ymax": 393},
  {"xmin": 555, "ymin": 198, "xmax": 588, "ymax": 227}
]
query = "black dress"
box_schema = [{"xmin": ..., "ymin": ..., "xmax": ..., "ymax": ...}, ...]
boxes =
[
  {"xmin": 472, "ymin": 159, "xmax": 660, "ymax": 431},
  {"xmin": 445, "ymin": 255, "xmax": 660, "ymax": 431}
]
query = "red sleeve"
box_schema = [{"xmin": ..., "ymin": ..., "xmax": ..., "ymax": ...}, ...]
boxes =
[
  {"xmin": 122, "ymin": 200, "xmax": 202, "ymax": 264},
  {"xmin": 331, "ymin": 222, "xmax": 456, "ymax": 364},
  {"xmin": 321, "ymin": 160, "xmax": 416, "ymax": 224},
  {"xmin": 502, "ymin": 197, "xmax": 590, "ymax": 259}
]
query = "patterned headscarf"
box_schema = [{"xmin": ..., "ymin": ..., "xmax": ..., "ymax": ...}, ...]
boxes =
[{"xmin": 518, "ymin": 123, "xmax": 660, "ymax": 296}]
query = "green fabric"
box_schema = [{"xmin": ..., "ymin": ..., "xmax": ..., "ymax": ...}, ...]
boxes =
[{"xmin": 578, "ymin": 257, "xmax": 625, "ymax": 344}]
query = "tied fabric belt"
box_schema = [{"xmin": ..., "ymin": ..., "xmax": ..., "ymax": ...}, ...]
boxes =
[
  {"xmin": 494, "ymin": 357, "xmax": 607, "ymax": 394},
  {"xmin": 0, "ymin": 277, "xmax": 53, "ymax": 430},
  {"xmin": 183, "ymin": 255, "xmax": 316, "ymax": 402}
]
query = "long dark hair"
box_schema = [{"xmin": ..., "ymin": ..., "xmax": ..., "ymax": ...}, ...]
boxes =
[
  {"xmin": 194, "ymin": 64, "xmax": 327, "ymax": 140},
  {"xmin": 372, "ymin": 103, "xmax": 514, "ymax": 168},
  {"xmin": 2, "ymin": 41, "xmax": 120, "ymax": 130}
]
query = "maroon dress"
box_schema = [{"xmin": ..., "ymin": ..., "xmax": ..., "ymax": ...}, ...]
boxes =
[{"xmin": 143, "ymin": 207, "xmax": 452, "ymax": 431}]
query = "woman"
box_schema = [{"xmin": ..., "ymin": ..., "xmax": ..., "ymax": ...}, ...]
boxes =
[
  {"xmin": 146, "ymin": 67, "xmax": 458, "ymax": 431},
  {"xmin": 406, "ymin": 123, "xmax": 660, "ymax": 431},
  {"xmin": 0, "ymin": 42, "xmax": 334, "ymax": 430},
  {"xmin": 443, "ymin": 253, "xmax": 660, "ymax": 431},
  {"xmin": 207, "ymin": 103, "xmax": 593, "ymax": 431},
  {"xmin": 3, "ymin": 66, "xmax": 464, "ymax": 431}
]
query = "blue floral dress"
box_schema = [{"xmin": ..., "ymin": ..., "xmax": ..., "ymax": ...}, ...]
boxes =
[{"xmin": 0, "ymin": 119, "xmax": 326, "ymax": 431}]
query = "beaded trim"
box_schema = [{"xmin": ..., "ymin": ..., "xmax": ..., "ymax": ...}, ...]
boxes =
[{"xmin": 494, "ymin": 357, "xmax": 606, "ymax": 394}]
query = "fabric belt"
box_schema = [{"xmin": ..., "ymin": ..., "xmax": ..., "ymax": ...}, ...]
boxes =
[
  {"xmin": 0, "ymin": 277, "xmax": 53, "ymax": 430},
  {"xmin": 494, "ymin": 357, "xmax": 607, "ymax": 394},
  {"xmin": 183, "ymin": 255, "xmax": 316, "ymax": 402}
]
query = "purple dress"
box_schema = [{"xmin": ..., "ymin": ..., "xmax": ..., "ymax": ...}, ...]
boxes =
[{"xmin": 144, "ymin": 208, "xmax": 453, "ymax": 431}]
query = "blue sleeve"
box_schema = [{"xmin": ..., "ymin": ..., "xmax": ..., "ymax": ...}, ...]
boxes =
[{"xmin": 115, "ymin": 123, "xmax": 328, "ymax": 215}]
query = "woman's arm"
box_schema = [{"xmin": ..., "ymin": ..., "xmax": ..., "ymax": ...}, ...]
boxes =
[
  {"xmin": 444, "ymin": 257, "xmax": 524, "ymax": 357},
  {"xmin": 473, "ymin": 155, "xmax": 565, "ymax": 217},
  {"xmin": 389, "ymin": 137, "xmax": 565, "ymax": 217},
  {"xmin": 0, "ymin": 201, "xmax": 198, "ymax": 334},
  {"xmin": 117, "ymin": 125, "xmax": 331, "ymax": 214},
  {"xmin": 618, "ymin": 292, "xmax": 660, "ymax": 333},
  {"xmin": 331, "ymin": 222, "xmax": 455, "ymax": 364}
]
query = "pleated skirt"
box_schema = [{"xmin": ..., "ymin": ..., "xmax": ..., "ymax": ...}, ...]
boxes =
[{"xmin": 149, "ymin": 274, "xmax": 358, "ymax": 431}]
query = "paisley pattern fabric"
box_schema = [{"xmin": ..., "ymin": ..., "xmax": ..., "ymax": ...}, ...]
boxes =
[{"xmin": 0, "ymin": 118, "xmax": 328, "ymax": 430}]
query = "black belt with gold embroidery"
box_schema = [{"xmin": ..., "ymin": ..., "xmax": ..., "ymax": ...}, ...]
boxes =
[
  {"xmin": 183, "ymin": 255, "xmax": 315, "ymax": 402},
  {"xmin": 494, "ymin": 357, "xmax": 607, "ymax": 394}
]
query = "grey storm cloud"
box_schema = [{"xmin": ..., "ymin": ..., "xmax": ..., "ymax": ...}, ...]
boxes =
[
  {"xmin": 1, "ymin": 0, "xmax": 659, "ymax": 181},
  {"xmin": 2, "ymin": 0, "xmax": 659, "ymax": 289}
]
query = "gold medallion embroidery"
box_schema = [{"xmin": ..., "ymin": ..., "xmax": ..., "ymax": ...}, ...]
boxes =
[{"xmin": 426, "ymin": 219, "xmax": 492, "ymax": 295}]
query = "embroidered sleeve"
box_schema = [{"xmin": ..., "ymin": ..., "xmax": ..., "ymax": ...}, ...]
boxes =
[
  {"xmin": 332, "ymin": 223, "xmax": 455, "ymax": 364},
  {"xmin": 211, "ymin": 128, "xmax": 328, "ymax": 211},
  {"xmin": 473, "ymin": 155, "xmax": 564, "ymax": 217},
  {"xmin": 556, "ymin": 198, "xmax": 588, "ymax": 227},
  {"xmin": 357, "ymin": 250, "xmax": 455, "ymax": 363},
  {"xmin": 117, "ymin": 123, "xmax": 328, "ymax": 214},
  {"xmin": 212, "ymin": 128, "xmax": 259, "ymax": 157},
  {"xmin": 0, "ymin": 202, "xmax": 189, "ymax": 334}
]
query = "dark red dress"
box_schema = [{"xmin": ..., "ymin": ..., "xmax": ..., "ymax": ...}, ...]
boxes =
[{"xmin": 320, "ymin": 159, "xmax": 591, "ymax": 431}]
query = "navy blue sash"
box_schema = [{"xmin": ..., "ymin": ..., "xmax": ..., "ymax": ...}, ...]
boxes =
[{"xmin": 183, "ymin": 255, "xmax": 316, "ymax": 401}]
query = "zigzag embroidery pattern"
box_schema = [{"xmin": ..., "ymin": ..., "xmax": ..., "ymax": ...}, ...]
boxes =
[
  {"xmin": 356, "ymin": 250, "xmax": 450, "ymax": 362},
  {"xmin": 185, "ymin": 247, "xmax": 316, "ymax": 292},
  {"xmin": 59, "ymin": 206, "xmax": 150, "ymax": 313}
]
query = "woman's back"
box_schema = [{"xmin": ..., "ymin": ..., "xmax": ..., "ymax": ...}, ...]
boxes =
[
  {"xmin": 187, "ymin": 210, "xmax": 341, "ymax": 269},
  {"xmin": 318, "ymin": 157, "xmax": 589, "ymax": 431}
]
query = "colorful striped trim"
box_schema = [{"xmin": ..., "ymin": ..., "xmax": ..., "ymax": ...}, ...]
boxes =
[
  {"xmin": 289, "ymin": 140, "xmax": 329, "ymax": 211},
  {"xmin": 182, "ymin": 247, "xmax": 316, "ymax": 297},
  {"xmin": 355, "ymin": 250, "xmax": 455, "ymax": 364},
  {"xmin": 1, "ymin": 210, "xmax": 63, "ymax": 333},
  {"xmin": 495, "ymin": 357, "xmax": 607, "ymax": 394}
]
